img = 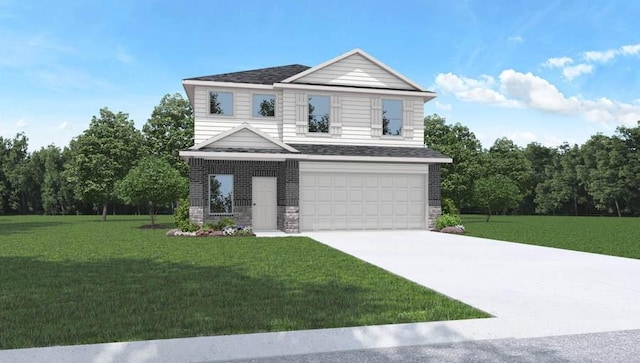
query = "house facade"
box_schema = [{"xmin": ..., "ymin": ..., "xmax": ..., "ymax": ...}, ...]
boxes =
[{"xmin": 179, "ymin": 49, "xmax": 451, "ymax": 232}]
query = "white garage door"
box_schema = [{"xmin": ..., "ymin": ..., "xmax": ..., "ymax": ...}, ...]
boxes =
[{"xmin": 300, "ymin": 172, "xmax": 425, "ymax": 231}]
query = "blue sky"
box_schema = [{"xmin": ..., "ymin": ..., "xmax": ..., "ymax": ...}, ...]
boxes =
[{"xmin": 1, "ymin": 0, "xmax": 639, "ymax": 151}]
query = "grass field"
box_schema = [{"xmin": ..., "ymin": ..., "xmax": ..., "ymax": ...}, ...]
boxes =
[
  {"xmin": 462, "ymin": 214, "xmax": 640, "ymax": 259},
  {"xmin": 0, "ymin": 215, "xmax": 487, "ymax": 350}
]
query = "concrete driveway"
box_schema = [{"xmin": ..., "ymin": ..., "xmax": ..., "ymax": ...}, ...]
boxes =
[
  {"xmin": 4, "ymin": 231, "xmax": 640, "ymax": 362},
  {"xmin": 305, "ymin": 230, "xmax": 640, "ymax": 336}
]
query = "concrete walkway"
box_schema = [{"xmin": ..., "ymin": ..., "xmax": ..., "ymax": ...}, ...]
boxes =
[{"xmin": 3, "ymin": 231, "xmax": 640, "ymax": 362}]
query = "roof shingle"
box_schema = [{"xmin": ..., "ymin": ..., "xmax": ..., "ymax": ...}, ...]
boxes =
[
  {"xmin": 289, "ymin": 144, "xmax": 449, "ymax": 159},
  {"xmin": 185, "ymin": 64, "xmax": 310, "ymax": 84}
]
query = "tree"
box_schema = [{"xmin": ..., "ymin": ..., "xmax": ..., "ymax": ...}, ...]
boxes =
[
  {"xmin": 65, "ymin": 108, "xmax": 143, "ymax": 221},
  {"xmin": 115, "ymin": 157, "xmax": 187, "ymax": 225},
  {"xmin": 487, "ymin": 137, "xmax": 533, "ymax": 199},
  {"xmin": 423, "ymin": 114, "xmax": 485, "ymax": 209},
  {"xmin": 35, "ymin": 145, "xmax": 76, "ymax": 215},
  {"xmin": 578, "ymin": 134, "xmax": 633, "ymax": 217},
  {"xmin": 0, "ymin": 133, "xmax": 29, "ymax": 213},
  {"xmin": 308, "ymin": 101, "xmax": 329, "ymax": 133},
  {"xmin": 524, "ymin": 142, "xmax": 556, "ymax": 214},
  {"xmin": 259, "ymin": 98, "xmax": 275, "ymax": 117},
  {"xmin": 474, "ymin": 175, "xmax": 522, "ymax": 222},
  {"xmin": 142, "ymin": 93, "xmax": 194, "ymax": 177}
]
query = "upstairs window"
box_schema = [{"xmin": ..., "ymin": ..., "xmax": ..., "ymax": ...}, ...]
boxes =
[
  {"xmin": 209, "ymin": 91, "xmax": 234, "ymax": 116},
  {"xmin": 308, "ymin": 95, "xmax": 330, "ymax": 133},
  {"xmin": 252, "ymin": 94, "xmax": 276, "ymax": 117},
  {"xmin": 382, "ymin": 99, "xmax": 402, "ymax": 136},
  {"xmin": 209, "ymin": 174, "xmax": 233, "ymax": 214}
]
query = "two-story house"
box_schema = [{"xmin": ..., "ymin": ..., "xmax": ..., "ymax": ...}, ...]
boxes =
[{"xmin": 179, "ymin": 49, "xmax": 451, "ymax": 233}]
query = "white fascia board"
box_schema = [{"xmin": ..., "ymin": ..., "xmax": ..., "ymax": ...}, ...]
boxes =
[
  {"xmin": 274, "ymin": 82, "xmax": 436, "ymax": 101},
  {"xmin": 182, "ymin": 79, "xmax": 275, "ymax": 90},
  {"xmin": 294, "ymin": 154, "xmax": 452, "ymax": 164}
]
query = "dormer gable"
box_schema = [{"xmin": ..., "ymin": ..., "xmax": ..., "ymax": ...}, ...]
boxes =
[
  {"xmin": 190, "ymin": 123, "xmax": 298, "ymax": 152},
  {"xmin": 280, "ymin": 48, "xmax": 425, "ymax": 91}
]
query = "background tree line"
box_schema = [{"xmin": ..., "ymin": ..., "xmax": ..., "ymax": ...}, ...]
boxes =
[
  {"xmin": 0, "ymin": 93, "xmax": 193, "ymax": 222},
  {"xmin": 425, "ymin": 114, "xmax": 640, "ymax": 217},
  {"xmin": 3, "ymin": 105, "xmax": 639, "ymax": 220}
]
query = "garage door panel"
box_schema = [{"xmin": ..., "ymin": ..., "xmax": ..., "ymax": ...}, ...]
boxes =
[
  {"xmin": 334, "ymin": 190, "xmax": 348, "ymax": 202},
  {"xmin": 365, "ymin": 190, "xmax": 378, "ymax": 202},
  {"xmin": 334, "ymin": 175, "xmax": 348, "ymax": 187},
  {"xmin": 365, "ymin": 176, "xmax": 378, "ymax": 187},
  {"xmin": 317, "ymin": 204, "xmax": 332, "ymax": 216},
  {"xmin": 394, "ymin": 190, "xmax": 408, "ymax": 202},
  {"xmin": 301, "ymin": 175, "xmax": 316, "ymax": 187},
  {"xmin": 381, "ymin": 204, "xmax": 394, "ymax": 216},
  {"xmin": 300, "ymin": 172, "xmax": 425, "ymax": 231},
  {"xmin": 365, "ymin": 204, "xmax": 378, "ymax": 216},
  {"xmin": 317, "ymin": 175, "xmax": 333, "ymax": 187},
  {"xmin": 334, "ymin": 203, "xmax": 348, "ymax": 216},
  {"xmin": 349, "ymin": 204, "xmax": 363, "ymax": 215}
]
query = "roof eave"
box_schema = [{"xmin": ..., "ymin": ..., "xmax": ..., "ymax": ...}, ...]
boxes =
[{"xmin": 179, "ymin": 150, "xmax": 452, "ymax": 164}]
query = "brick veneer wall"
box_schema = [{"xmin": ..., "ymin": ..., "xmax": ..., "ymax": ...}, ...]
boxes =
[{"xmin": 188, "ymin": 158, "xmax": 300, "ymax": 232}]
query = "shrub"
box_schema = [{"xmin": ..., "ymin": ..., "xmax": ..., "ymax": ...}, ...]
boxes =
[
  {"xmin": 435, "ymin": 214, "xmax": 462, "ymax": 231},
  {"xmin": 441, "ymin": 198, "xmax": 459, "ymax": 215},
  {"xmin": 215, "ymin": 217, "xmax": 237, "ymax": 230},
  {"xmin": 175, "ymin": 198, "xmax": 199, "ymax": 232}
]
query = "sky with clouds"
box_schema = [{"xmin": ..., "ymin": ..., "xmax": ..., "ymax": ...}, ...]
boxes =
[{"xmin": 1, "ymin": 0, "xmax": 639, "ymax": 151}]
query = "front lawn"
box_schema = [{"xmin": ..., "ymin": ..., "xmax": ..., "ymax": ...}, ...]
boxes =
[
  {"xmin": 462, "ymin": 214, "xmax": 640, "ymax": 259},
  {"xmin": 0, "ymin": 215, "xmax": 487, "ymax": 349}
]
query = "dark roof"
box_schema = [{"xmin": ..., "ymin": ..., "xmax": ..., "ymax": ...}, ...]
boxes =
[
  {"xmin": 185, "ymin": 64, "xmax": 310, "ymax": 84},
  {"xmin": 200, "ymin": 147, "xmax": 290, "ymax": 154},
  {"xmin": 289, "ymin": 144, "xmax": 450, "ymax": 159}
]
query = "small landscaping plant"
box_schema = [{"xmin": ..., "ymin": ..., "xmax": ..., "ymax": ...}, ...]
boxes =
[
  {"xmin": 174, "ymin": 198, "xmax": 199, "ymax": 232},
  {"xmin": 170, "ymin": 215, "xmax": 255, "ymax": 237},
  {"xmin": 435, "ymin": 213, "xmax": 463, "ymax": 232}
]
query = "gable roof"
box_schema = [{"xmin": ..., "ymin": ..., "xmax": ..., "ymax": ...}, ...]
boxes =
[
  {"xmin": 185, "ymin": 64, "xmax": 310, "ymax": 85},
  {"xmin": 190, "ymin": 123, "xmax": 299, "ymax": 153},
  {"xmin": 280, "ymin": 49, "xmax": 426, "ymax": 92}
]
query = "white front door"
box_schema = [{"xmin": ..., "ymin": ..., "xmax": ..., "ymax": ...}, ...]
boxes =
[{"xmin": 252, "ymin": 177, "xmax": 277, "ymax": 230}]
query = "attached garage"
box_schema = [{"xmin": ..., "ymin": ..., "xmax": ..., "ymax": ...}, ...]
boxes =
[{"xmin": 299, "ymin": 161, "xmax": 428, "ymax": 231}]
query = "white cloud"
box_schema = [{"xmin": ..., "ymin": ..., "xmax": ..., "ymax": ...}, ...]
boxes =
[
  {"xmin": 58, "ymin": 121, "xmax": 70, "ymax": 129},
  {"xmin": 434, "ymin": 73, "xmax": 518, "ymax": 107},
  {"xmin": 434, "ymin": 101, "xmax": 452, "ymax": 111},
  {"xmin": 583, "ymin": 49, "xmax": 617, "ymax": 63},
  {"xmin": 562, "ymin": 64, "xmax": 594, "ymax": 80},
  {"xmin": 544, "ymin": 57, "xmax": 573, "ymax": 68},
  {"xmin": 15, "ymin": 119, "xmax": 26, "ymax": 128},
  {"xmin": 499, "ymin": 69, "xmax": 581, "ymax": 113},
  {"xmin": 620, "ymin": 43, "xmax": 640, "ymax": 56},
  {"xmin": 434, "ymin": 73, "xmax": 495, "ymax": 93},
  {"xmin": 508, "ymin": 35, "xmax": 523, "ymax": 43},
  {"xmin": 436, "ymin": 70, "xmax": 640, "ymax": 127}
]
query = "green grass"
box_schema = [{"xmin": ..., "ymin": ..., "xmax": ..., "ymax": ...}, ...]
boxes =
[
  {"xmin": 463, "ymin": 214, "xmax": 640, "ymax": 259},
  {"xmin": 0, "ymin": 215, "xmax": 487, "ymax": 349}
]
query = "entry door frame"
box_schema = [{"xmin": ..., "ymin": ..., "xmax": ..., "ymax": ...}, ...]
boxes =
[{"xmin": 252, "ymin": 177, "xmax": 277, "ymax": 230}]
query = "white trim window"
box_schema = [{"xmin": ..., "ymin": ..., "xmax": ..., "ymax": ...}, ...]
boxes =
[
  {"xmin": 308, "ymin": 95, "xmax": 330, "ymax": 133},
  {"xmin": 382, "ymin": 99, "xmax": 402, "ymax": 136},
  {"xmin": 209, "ymin": 174, "xmax": 234, "ymax": 214},
  {"xmin": 209, "ymin": 91, "xmax": 234, "ymax": 116},
  {"xmin": 252, "ymin": 93, "xmax": 276, "ymax": 117}
]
